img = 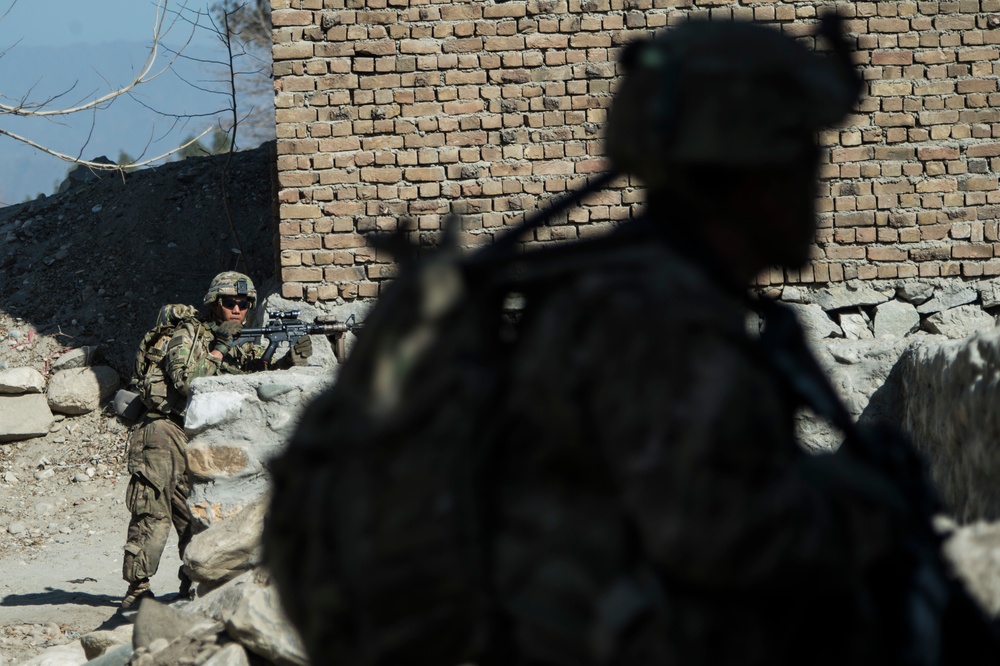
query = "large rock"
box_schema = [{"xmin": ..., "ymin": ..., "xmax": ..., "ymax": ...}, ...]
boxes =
[
  {"xmin": 923, "ymin": 305, "xmax": 996, "ymax": 339},
  {"xmin": 226, "ymin": 583, "xmax": 308, "ymax": 665},
  {"xmin": 787, "ymin": 302, "xmax": 842, "ymax": 340},
  {"xmin": 916, "ymin": 281, "xmax": 978, "ymax": 314},
  {"xmin": 839, "ymin": 312, "xmax": 873, "ymax": 340},
  {"xmin": 812, "ymin": 283, "xmax": 890, "ymax": 311},
  {"xmin": 83, "ymin": 643, "xmax": 132, "ymax": 666},
  {"xmin": 979, "ymin": 278, "xmax": 1000, "ymax": 309},
  {"xmin": 186, "ymin": 442, "xmax": 257, "ymax": 481},
  {"xmin": 0, "ymin": 393, "xmax": 54, "ymax": 442},
  {"xmin": 46, "ymin": 366, "xmax": 119, "ymax": 415},
  {"xmin": 185, "ymin": 493, "xmax": 268, "ymax": 588},
  {"xmin": 899, "ymin": 330, "xmax": 1000, "ymax": 521},
  {"xmin": 18, "ymin": 641, "xmax": 87, "ymax": 665},
  {"xmin": 943, "ymin": 521, "xmax": 1000, "ymax": 617},
  {"xmin": 203, "ymin": 643, "xmax": 252, "ymax": 666},
  {"xmin": 0, "ymin": 367, "xmax": 45, "ymax": 394},
  {"xmin": 897, "ymin": 280, "xmax": 935, "ymax": 305},
  {"xmin": 81, "ymin": 624, "xmax": 133, "ymax": 660},
  {"xmin": 133, "ymin": 598, "xmax": 220, "ymax": 649},
  {"xmin": 798, "ymin": 336, "xmax": 919, "ymax": 451},
  {"xmin": 873, "ymin": 300, "xmax": 920, "ymax": 339},
  {"xmin": 50, "ymin": 345, "xmax": 99, "ymax": 372},
  {"xmin": 185, "ymin": 370, "xmax": 331, "ymax": 528},
  {"xmin": 187, "ymin": 570, "xmax": 258, "ymax": 623},
  {"xmin": 184, "ymin": 391, "xmax": 249, "ymax": 434}
]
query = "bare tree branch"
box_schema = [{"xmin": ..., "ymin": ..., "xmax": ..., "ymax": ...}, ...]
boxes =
[
  {"xmin": 0, "ymin": 125, "xmax": 214, "ymax": 170},
  {"xmin": 0, "ymin": 0, "xmax": 221, "ymax": 173}
]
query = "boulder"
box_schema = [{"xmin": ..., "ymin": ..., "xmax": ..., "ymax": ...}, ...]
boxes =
[
  {"xmin": 226, "ymin": 584, "xmax": 308, "ymax": 665},
  {"xmin": 812, "ymin": 283, "xmax": 890, "ymax": 311},
  {"xmin": 798, "ymin": 336, "xmax": 917, "ymax": 451},
  {"xmin": 187, "ymin": 570, "xmax": 258, "ymax": 623},
  {"xmin": 980, "ymin": 278, "xmax": 1000, "ymax": 309},
  {"xmin": 203, "ymin": 643, "xmax": 252, "ymax": 666},
  {"xmin": 943, "ymin": 521, "xmax": 1000, "ymax": 617},
  {"xmin": 899, "ymin": 330, "xmax": 1000, "ymax": 521},
  {"xmin": 50, "ymin": 346, "xmax": 99, "ymax": 372},
  {"xmin": 779, "ymin": 285, "xmax": 807, "ymax": 303},
  {"xmin": 0, "ymin": 367, "xmax": 45, "ymax": 394},
  {"xmin": 896, "ymin": 280, "xmax": 935, "ymax": 305},
  {"xmin": 924, "ymin": 305, "xmax": 996, "ymax": 339},
  {"xmin": 46, "ymin": 366, "xmax": 119, "ymax": 415},
  {"xmin": 0, "ymin": 393, "xmax": 54, "ymax": 442},
  {"xmin": 873, "ymin": 300, "xmax": 920, "ymax": 339},
  {"xmin": 916, "ymin": 281, "xmax": 978, "ymax": 314},
  {"xmin": 184, "ymin": 391, "xmax": 247, "ymax": 434},
  {"xmin": 186, "ymin": 442, "xmax": 256, "ymax": 481},
  {"xmin": 18, "ymin": 641, "xmax": 87, "ymax": 665},
  {"xmin": 81, "ymin": 624, "xmax": 133, "ymax": 660},
  {"xmin": 786, "ymin": 302, "xmax": 842, "ymax": 340},
  {"xmin": 185, "ymin": 493, "xmax": 268, "ymax": 588},
  {"xmin": 83, "ymin": 643, "xmax": 133, "ymax": 666},
  {"xmin": 133, "ymin": 598, "xmax": 220, "ymax": 649},
  {"xmin": 839, "ymin": 312, "xmax": 873, "ymax": 340}
]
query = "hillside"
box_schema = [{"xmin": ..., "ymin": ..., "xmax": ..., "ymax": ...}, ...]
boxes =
[{"xmin": 0, "ymin": 142, "xmax": 278, "ymax": 379}]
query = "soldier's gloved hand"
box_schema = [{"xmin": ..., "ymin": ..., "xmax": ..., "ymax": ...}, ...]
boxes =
[
  {"xmin": 290, "ymin": 335, "xmax": 312, "ymax": 366},
  {"xmin": 213, "ymin": 321, "xmax": 243, "ymax": 355}
]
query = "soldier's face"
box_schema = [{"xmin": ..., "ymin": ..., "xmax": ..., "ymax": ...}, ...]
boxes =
[
  {"xmin": 212, "ymin": 298, "xmax": 251, "ymax": 324},
  {"xmin": 744, "ymin": 145, "xmax": 820, "ymax": 269}
]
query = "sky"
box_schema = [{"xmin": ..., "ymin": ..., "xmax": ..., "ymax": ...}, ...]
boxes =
[
  {"xmin": 0, "ymin": 0, "xmax": 267, "ymax": 205},
  {"xmin": 0, "ymin": 0, "xmax": 179, "ymax": 47}
]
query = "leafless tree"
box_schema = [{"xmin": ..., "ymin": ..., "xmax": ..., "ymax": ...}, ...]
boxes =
[
  {"xmin": 0, "ymin": 0, "xmax": 216, "ymax": 172},
  {"xmin": 208, "ymin": 0, "xmax": 275, "ymax": 147}
]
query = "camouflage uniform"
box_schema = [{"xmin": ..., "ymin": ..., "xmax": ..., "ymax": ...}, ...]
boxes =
[
  {"xmin": 492, "ymin": 238, "xmax": 906, "ymax": 664},
  {"xmin": 123, "ymin": 277, "xmax": 265, "ymax": 601}
]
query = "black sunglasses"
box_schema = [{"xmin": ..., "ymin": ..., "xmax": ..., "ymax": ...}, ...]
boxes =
[{"xmin": 220, "ymin": 297, "xmax": 252, "ymax": 310}]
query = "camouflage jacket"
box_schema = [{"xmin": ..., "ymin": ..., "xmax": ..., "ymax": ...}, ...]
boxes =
[
  {"xmin": 494, "ymin": 238, "xmax": 906, "ymax": 665},
  {"xmin": 161, "ymin": 317, "xmax": 266, "ymax": 411}
]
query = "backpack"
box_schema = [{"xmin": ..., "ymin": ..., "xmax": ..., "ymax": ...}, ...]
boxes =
[
  {"xmin": 131, "ymin": 303, "xmax": 200, "ymax": 417},
  {"xmin": 265, "ymin": 210, "xmax": 668, "ymax": 665}
]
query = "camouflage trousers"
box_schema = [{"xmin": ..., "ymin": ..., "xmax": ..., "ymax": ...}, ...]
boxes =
[{"xmin": 122, "ymin": 414, "xmax": 193, "ymax": 587}]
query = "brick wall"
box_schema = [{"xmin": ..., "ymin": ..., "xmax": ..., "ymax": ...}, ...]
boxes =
[{"xmin": 272, "ymin": 0, "xmax": 1000, "ymax": 303}]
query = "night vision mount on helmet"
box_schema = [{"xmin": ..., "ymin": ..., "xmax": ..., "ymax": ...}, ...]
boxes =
[{"xmin": 204, "ymin": 271, "xmax": 257, "ymax": 307}]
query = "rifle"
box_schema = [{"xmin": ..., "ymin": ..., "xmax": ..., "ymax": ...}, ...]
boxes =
[{"xmin": 235, "ymin": 310, "xmax": 362, "ymax": 364}]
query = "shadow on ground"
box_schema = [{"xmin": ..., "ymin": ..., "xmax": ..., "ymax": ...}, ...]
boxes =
[{"xmin": 0, "ymin": 587, "xmax": 118, "ymax": 609}]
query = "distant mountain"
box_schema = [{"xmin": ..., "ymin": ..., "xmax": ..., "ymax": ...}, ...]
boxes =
[{"xmin": 0, "ymin": 39, "xmax": 236, "ymax": 204}]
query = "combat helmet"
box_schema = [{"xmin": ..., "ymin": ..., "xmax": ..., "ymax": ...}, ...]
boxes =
[
  {"xmin": 204, "ymin": 271, "xmax": 257, "ymax": 307},
  {"xmin": 605, "ymin": 14, "xmax": 862, "ymax": 187}
]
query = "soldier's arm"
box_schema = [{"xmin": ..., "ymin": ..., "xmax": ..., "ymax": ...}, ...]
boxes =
[
  {"xmin": 164, "ymin": 321, "xmax": 221, "ymax": 396},
  {"xmin": 228, "ymin": 341, "xmax": 269, "ymax": 373}
]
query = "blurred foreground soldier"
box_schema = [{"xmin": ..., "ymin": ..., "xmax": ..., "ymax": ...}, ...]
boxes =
[
  {"xmin": 266, "ymin": 15, "xmax": 999, "ymax": 666},
  {"xmin": 121, "ymin": 272, "xmax": 311, "ymax": 609}
]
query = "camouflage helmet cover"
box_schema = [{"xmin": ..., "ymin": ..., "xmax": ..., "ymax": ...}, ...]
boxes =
[
  {"xmin": 605, "ymin": 15, "xmax": 862, "ymax": 186},
  {"xmin": 204, "ymin": 271, "xmax": 257, "ymax": 306}
]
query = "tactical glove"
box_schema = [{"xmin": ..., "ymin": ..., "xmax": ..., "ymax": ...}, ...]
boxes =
[
  {"xmin": 213, "ymin": 321, "xmax": 243, "ymax": 355},
  {"xmin": 290, "ymin": 335, "xmax": 312, "ymax": 366}
]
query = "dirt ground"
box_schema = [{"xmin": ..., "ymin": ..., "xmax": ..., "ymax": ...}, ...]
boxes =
[{"xmin": 0, "ymin": 144, "xmax": 277, "ymax": 664}]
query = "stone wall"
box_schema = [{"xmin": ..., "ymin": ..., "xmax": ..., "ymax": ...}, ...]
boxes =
[
  {"xmin": 272, "ymin": 0, "xmax": 1000, "ymax": 304},
  {"xmin": 183, "ymin": 368, "xmax": 332, "ymax": 526}
]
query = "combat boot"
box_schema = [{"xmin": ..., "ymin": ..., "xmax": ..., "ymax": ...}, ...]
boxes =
[
  {"xmin": 121, "ymin": 579, "xmax": 154, "ymax": 610},
  {"xmin": 178, "ymin": 573, "xmax": 194, "ymax": 601}
]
